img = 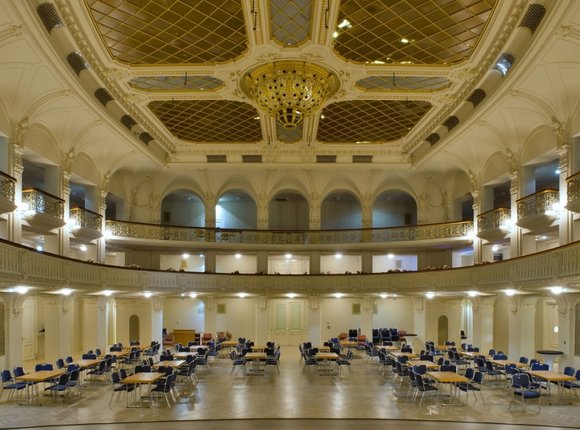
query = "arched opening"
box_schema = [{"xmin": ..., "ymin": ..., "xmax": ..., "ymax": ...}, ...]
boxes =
[
  {"xmin": 437, "ymin": 315, "xmax": 449, "ymax": 345},
  {"xmin": 216, "ymin": 191, "xmax": 257, "ymax": 229},
  {"xmin": 268, "ymin": 192, "xmax": 309, "ymax": 230},
  {"xmin": 372, "ymin": 190, "xmax": 417, "ymax": 227},
  {"xmin": 160, "ymin": 189, "xmax": 204, "ymax": 227},
  {"xmin": 129, "ymin": 314, "xmax": 140, "ymax": 343},
  {"xmin": 321, "ymin": 192, "xmax": 361, "ymax": 229}
]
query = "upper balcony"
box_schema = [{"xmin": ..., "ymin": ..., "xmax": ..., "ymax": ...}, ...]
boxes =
[
  {"xmin": 567, "ymin": 171, "xmax": 580, "ymax": 214},
  {"xmin": 477, "ymin": 207, "xmax": 511, "ymax": 242},
  {"xmin": 69, "ymin": 207, "xmax": 103, "ymax": 242},
  {"xmin": 0, "ymin": 171, "xmax": 17, "ymax": 215},
  {"xmin": 21, "ymin": 188, "xmax": 66, "ymax": 233},
  {"xmin": 516, "ymin": 189, "xmax": 559, "ymax": 234},
  {"xmin": 105, "ymin": 219, "xmax": 474, "ymax": 250}
]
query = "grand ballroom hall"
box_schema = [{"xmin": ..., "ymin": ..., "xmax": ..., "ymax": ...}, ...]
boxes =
[{"xmin": 0, "ymin": 0, "xmax": 580, "ymax": 429}]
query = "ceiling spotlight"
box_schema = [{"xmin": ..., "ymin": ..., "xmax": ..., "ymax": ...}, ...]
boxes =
[
  {"xmin": 287, "ymin": 293, "xmax": 297, "ymax": 299},
  {"xmin": 238, "ymin": 292, "xmax": 247, "ymax": 298},
  {"xmin": 334, "ymin": 293, "xmax": 344, "ymax": 298},
  {"xmin": 189, "ymin": 292, "xmax": 198, "ymax": 298},
  {"xmin": 13, "ymin": 286, "xmax": 29, "ymax": 294},
  {"xmin": 467, "ymin": 291, "xmax": 478, "ymax": 297},
  {"xmin": 387, "ymin": 253, "xmax": 395, "ymax": 259},
  {"xmin": 425, "ymin": 292, "xmax": 435, "ymax": 299},
  {"xmin": 143, "ymin": 291, "xmax": 153, "ymax": 298},
  {"xmin": 504, "ymin": 289, "xmax": 516, "ymax": 296},
  {"xmin": 235, "ymin": 253, "xmax": 242, "ymax": 259},
  {"xmin": 491, "ymin": 244, "xmax": 501, "ymax": 252},
  {"xmin": 103, "ymin": 290, "xmax": 113, "ymax": 296},
  {"xmin": 182, "ymin": 253, "xmax": 190, "ymax": 259},
  {"xmin": 380, "ymin": 293, "xmax": 388, "ymax": 299},
  {"xmin": 332, "ymin": 31, "xmax": 339, "ymax": 38},
  {"xmin": 36, "ymin": 245, "xmax": 43, "ymax": 252},
  {"xmin": 400, "ymin": 38, "xmax": 409, "ymax": 44},
  {"xmin": 338, "ymin": 19, "xmax": 352, "ymax": 29},
  {"xmin": 335, "ymin": 253, "xmax": 343, "ymax": 259},
  {"xmin": 285, "ymin": 253, "xmax": 292, "ymax": 259},
  {"xmin": 549, "ymin": 286, "xmax": 564, "ymax": 295},
  {"xmin": 60, "ymin": 288, "xmax": 72, "ymax": 296}
]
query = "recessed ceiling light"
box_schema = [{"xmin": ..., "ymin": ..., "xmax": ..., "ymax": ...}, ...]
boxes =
[
  {"xmin": 182, "ymin": 253, "xmax": 190, "ymax": 259},
  {"xmin": 189, "ymin": 292, "xmax": 198, "ymax": 298},
  {"xmin": 335, "ymin": 253, "xmax": 343, "ymax": 259},
  {"xmin": 36, "ymin": 245, "xmax": 43, "ymax": 252},
  {"xmin": 79, "ymin": 245, "xmax": 87, "ymax": 252},
  {"xmin": 504, "ymin": 289, "xmax": 516, "ymax": 296},
  {"xmin": 287, "ymin": 293, "xmax": 297, "ymax": 299},
  {"xmin": 338, "ymin": 19, "xmax": 352, "ymax": 29},
  {"xmin": 235, "ymin": 253, "xmax": 242, "ymax": 259},
  {"xmin": 332, "ymin": 31, "xmax": 339, "ymax": 38},
  {"xmin": 285, "ymin": 253, "xmax": 292, "ymax": 259},
  {"xmin": 387, "ymin": 253, "xmax": 395, "ymax": 259},
  {"xmin": 425, "ymin": 292, "xmax": 435, "ymax": 299},
  {"xmin": 13, "ymin": 286, "xmax": 29, "ymax": 294},
  {"xmin": 103, "ymin": 290, "xmax": 113, "ymax": 296},
  {"xmin": 334, "ymin": 293, "xmax": 344, "ymax": 298},
  {"xmin": 467, "ymin": 291, "xmax": 478, "ymax": 297},
  {"xmin": 60, "ymin": 288, "xmax": 72, "ymax": 296},
  {"xmin": 238, "ymin": 292, "xmax": 247, "ymax": 298},
  {"xmin": 380, "ymin": 293, "xmax": 388, "ymax": 299},
  {"xmin": 549, "ymin": 286, "xmax": 564, "ymax": 295},
  {"xmin": 320, "ymin": 114, "xmax": 325, "ymax": 119},
  {"xmin": 143, "ymin": 291, "xmax": 153, "ymax": 298}
]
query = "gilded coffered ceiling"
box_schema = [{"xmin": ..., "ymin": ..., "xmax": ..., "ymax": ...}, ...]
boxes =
[{"xmin": 77, "ymin": 0, "xmax": 505, "ymax": 159}]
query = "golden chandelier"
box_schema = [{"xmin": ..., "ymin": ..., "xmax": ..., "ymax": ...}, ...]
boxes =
[{"xmin": 242, "ymin": 61, "xmax": 338, "ymax": 129}]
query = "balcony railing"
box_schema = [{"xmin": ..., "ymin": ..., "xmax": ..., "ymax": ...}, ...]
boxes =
[
  {"xmin": 21, "ymin": 188, "xmax": 65, "ymax": 219},
  {"xmin": 567, "ymin": 171, "xmax": 580, "ymax": 213},
  {"xmin": 516, "ymin": 189, "xmax": 560, "ymax": 219},
  {"xmin": 477, "ymin": 208, "xmax": 511, "ymax": 233},
  {"xmin": 0, "ymin": 171, "xmax": 16, "ymax": 202},
  {"xmin": 69, "ymin": 207, "xmax": 103, "ymax": 232},
  {"xmin": 105, "ymin": 219, "xmax": 473, "ymax": 245}
]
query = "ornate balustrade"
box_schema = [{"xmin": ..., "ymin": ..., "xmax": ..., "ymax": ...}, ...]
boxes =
[
  {"xmin": 567, "ymin": 171, "xmax": 580, "ymax": 213},
  {"xmin": 477, "ymin": 207, "xmax": 511, "ymax": 241},
  {"xmin": 516, "ymin": 189, "xmax": 559, "ymax": 218},
  {"xmin": 105, "ymin": 219, "xmax": 473, "ymax": 246},
  {"xmin": 0, "ymin": 238, "xmax": 578, "ymax": 295},
  {"xmin": 70, "ymin": 207, "xmax": 103, "ymax": 232},
  {"xmin": 21, "ymin": 188, "xmax": 64, "ymax": 219},
  {"xmin": 0, "ymin": 171, "xmax": 17, "ymax": 215}
]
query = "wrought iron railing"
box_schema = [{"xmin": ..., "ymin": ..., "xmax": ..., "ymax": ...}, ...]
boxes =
[
  {"xmin": 567, "ymin": 171, "xmax": 579, "ymax": 206},
  {"xmin": 477, "ymin": 207, "xmax": 511, "ymax": 233},
  {"xmin": 105, "ymin": 219, "xmax": 473, "ymax": 245},
  {"xmin": 69, "ymin": 207, "xmax": 102, "ymax": 232},
  {"xmin": 21, "ymin": 188, "xmax": 65, "ymax": 219},
  {"xmin": 516, "ymin": 189, "xmax": 559, "ymax": 219},
  {"xmin": 0, "ymin": 171, "xmax": 16, "ymax": 203}
]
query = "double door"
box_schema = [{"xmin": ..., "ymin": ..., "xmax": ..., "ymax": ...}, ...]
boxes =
[{"xmin": 270, "ymin": 300, "xmax": 306, "ymax": 346}]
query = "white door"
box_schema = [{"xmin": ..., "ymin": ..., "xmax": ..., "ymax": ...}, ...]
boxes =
[
  {"xmin": 22, "ymin": 298, "xmax": 37, "ymax": 361},
  {"xmin": 271, "ymin": 300, "xmax": 306, "ymax": 346}
]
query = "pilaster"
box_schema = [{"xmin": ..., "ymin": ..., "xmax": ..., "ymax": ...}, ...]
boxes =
[
  {"xmin": 202, "ymin": 295, "xmax": 217, "ymax": 335},
  {"xmin": 307, "ymin": 294, "xmax": 321, "ymax": 344},
  {"xmin": 82, "ymin": 296, "xmax": 108, "ymax": 352},
  {"xmin": 150, "ymin": 297, "xmax": 164, "ymax": 345},
  {"xmin": 472, "ymin": 296, "xmax": 495, "ymax": 353}
]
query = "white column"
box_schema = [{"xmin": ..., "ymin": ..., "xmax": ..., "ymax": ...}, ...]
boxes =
[
  {"xmin": 96, "ymin": 187, "xmax": 108, "ymax": 263},
  {"xmin": 257, "ymin": 195, "xmax": 268, "ymax": 230},
  {"xmin": 307, "ymin": 295, "xmax": 321, "ymax": 344},
  {"xmin": 557, "ymin": 147, "xmax": 573, "ymax": 245},
  {"xmin": 150, "ymin": 297, "xmax": 164, "ymax": 346},
  {"xmin": 202, "ymin": 295, "xmax": 217, "ymax": 336},
  {"xmin": 82, "ymin": 296, "xmax": 108, "ymax": 352},
  {"xmin": 519, "ymin": 296, "xmax": 539, "ymax": 359},
  {"xmin": 8, "ymin": 140, "xmax": 24, "ymax": 244},
  {"xmin": 255, "ymin": 295, "xmax": 269, "ymax": 344},
  {"xmin": 6, "ymin": 294, "xmax": 25, "ymax": 369},
  {"xmin": 507, "ymin": 296, "xmax": 521, "ymax": 358},
  {"xmin": 412, "ymin": 298, "xmax": 426, "ymax": 352},
  {"xmin": 471, "ymin": 191, "xmax": 483, "ymax": 264},
  {"xmin": 554, "ymin": 294, "xmax": 574, "ymax": 369},
  {"xmin": 309, "ymin": 194, "xmax": 321, "ymax": 230},
  {"xmin": 309, "ymin": 251, "xmax": 320, "ymax": 274},
  {"xmin": 473, "ymin": 296, "xmax": 495, "ymax": 353},
  {"xmin": 359, "ymin": 296, "xmax": 373, "ymax": 340}
]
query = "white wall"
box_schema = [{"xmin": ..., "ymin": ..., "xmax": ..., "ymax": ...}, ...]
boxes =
[
  {"xmin": 268, "ymin": 254, "xmax": 310, "ymax": 274},
  {"xmin": 115, "ymin": 299, "xmax": 152, "ymax": 346},
  {"xmin": 320, "ymin": 254, "xmax": 361, "ymax": 274},
  {"xmin": 372, "ymin": 298, "xmax": 414, "ymax": 331},
  {"xmin": 372, "ymin": 196, "xmax": 416, "ymax": 227},
  {"xmin": 216, "ymin": 254, "xmax": 257, "ymax": 274},
  {"xmin": 215, "ymin": 298, "xmax": 257, "ymax": 341},
  {"xmin": 319, "ymin": 298, "xmax": 361, "ymax": 340},
  {"xmin": 268, "ymin": 198, "xmax": 309, "ymax": 230},
  {"xmin": 372, "ymin": 254, "xmax": 417, "ymax": 272},
  {"xmin": 321, "ymin": 198, "xmax": 361, "ymax": 229},
  {"xmin": 160, "ymin": 254, "xmax": 205, "ymax": 272},
  {"xmin": 425, "ymin": 300, "xmax": 464, "ymax": 346},
  {"xmin": 216, "ymin": 199, "xmax": 256, "ymax": 229},
  {"xmin": 493, "ymin": 297, "xmax": 510, "ymax": 354},
  {"xmin": 163, "ymin": 298, "xmax": 204, "ymax": 333},
  {"xmin": 161, "ymin": 198, "xmax": 204, "ymax": 227}
]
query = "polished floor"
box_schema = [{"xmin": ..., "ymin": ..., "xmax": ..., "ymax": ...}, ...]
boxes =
[{"xmin": 1, "ymin": 347, "xmax": 578, "ymax": 430}]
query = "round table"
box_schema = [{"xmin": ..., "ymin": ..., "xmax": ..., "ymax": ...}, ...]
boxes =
[{"xmin": 536, "ymin": 350, "xmax": 563, "ymax": 370}]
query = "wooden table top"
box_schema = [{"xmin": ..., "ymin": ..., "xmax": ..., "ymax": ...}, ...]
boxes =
[
  {"xmin": 340, "ymin": 341, "xmax": 358, "ymax": 347},
  {"xmin": 383, "ymin": 346, "xmax": 400, "ymax": 351},
  {"xmin": 390, "ymin": 352, "xmax": 418, "ymax": 359},
  {"xmin": 174, "ymin": 352, "xmax": 196, "ymax": 359},
  {"xmin": 489, "ymin": 359, "xmax": 527, "ymax": 368},
  {"xmin": 221, "ymin": 340, "xmax": 238, "ymax": 347},
  {"xmin": 316, "ymin": 346, "xmax": 331, "ymax": 352},
  {"xmin": 245, "ymin": 352, "xmax": 267, "ymax": 360},
  {"xmin": 407, "ymin": 360, "xmax": 439, "ymax": 369},
  {"xmin": 72, "ymin": 359, "xmax": 101, "ymax": 369},
  {"xmin": 426, "ymin": 371, "xmax": 469, "ymax": 384},
  {"xmin": 110, "ymin": 351, "xmax": 130, "ymax": 358},
  {"xmin": 153, "ymin": 360, "xmax": 185, "ymax": 368},
  {"xmin": 316, "ymin": 353, "xmax": 340, "ymax": 361},
  {"xmin": 528, "ymin": 371, "xmax": 576, "ymax": 382},
  {"xmin": 249, "ymin": 345, "xmax": 268, "ymax": 351},
  {"xmin": 15, "ymin": 370, "xmax": 65, "ymax": 382},
  {"xmin": 122, "ymin": 372, "xmax": 164, "ymax": 384}
]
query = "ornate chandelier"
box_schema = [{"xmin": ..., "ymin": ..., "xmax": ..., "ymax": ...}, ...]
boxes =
[{"xmin": 242, "ymin": 61, "xmax": 338, "ymax": 129}]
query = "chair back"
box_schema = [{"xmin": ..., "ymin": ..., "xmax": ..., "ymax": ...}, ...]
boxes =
[
  {"xmin": 531, "ymin": 363, "xmax": 549, "ymax": 371},
  {"xmin": 473, "ymin": 371, "xmax": 484, "ymax": 384},
  {"xmin": 13, "ymin": 367, "xmax": 24, "ymax": 377},
  {"xmin": 464, "ymin": 367, "xmax": 475, "ymax": 380},
  {"xmin": 563, "ymin": 366, "xmax": 575, "ymax": 376},
  {"xmin": 56, "ymin": 359, "xmax": 65, "ymax": 369},
  {"xmin": 512, "ymin": 373, "xmax": 531, "ymax": 388},
  {"xmin": 1, "ymin": 370, "xmax": 12, "ymax": 382}
]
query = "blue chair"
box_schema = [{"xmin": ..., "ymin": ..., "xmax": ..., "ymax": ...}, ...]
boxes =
[
  {"xmin": 1, "ymin": 370, "xmax": 26, "ymax": 400},
  {"xmin": 109, "ymin": 371, "xmax": 135, "ymax": 405},
  {"xmin": 457, "ymin": 371, "xmax": 485, "ymax": 404},
  {"xmin": 509, "ymin": 373, "xmax": 541, "ymax": 411},
  {"xmin": 44, "ymin": 373, "xmax": 69, "ymax": 400},
  {"xmin": 415, "ymin": 373, "xmax": 438, "ymax": 405},
  {"xmin": 151, "ymin": 372, "xmax": 175, "ymax": 407}
]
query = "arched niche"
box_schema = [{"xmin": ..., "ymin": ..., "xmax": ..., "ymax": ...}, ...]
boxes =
[
  {"xmin": 372, "ymin": 190, "xmax": 417, "ymax": 227},
  {"xmin": 321, "ymin": 191, "xmax": 361, "ymax": 229},
  {"xmin": 437, "ymin": 315, "xmax": 449, "ymax": 345},
  {"xmin": 216, "ymin": 191, "xmax": 257, "ymax": 229},
  {"xmin": 160, "ymin": 189, "xmax": 204, "ymax": 227},
  {"xmin": 129, "ymin": 314, "xmax": 140, "ymax": 343},
  {"xmin": 268, "ymin": 191, "xmax": 309, "ymax": 230}
]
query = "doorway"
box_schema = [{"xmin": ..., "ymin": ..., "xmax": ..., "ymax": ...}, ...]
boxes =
[
  {"xmin": 129, "ymin": 314, "xmax": 140, "ymax": 343},
  {"xmin": 437, "ymin": 315, "xmax": 449, "ymax": 345},
  {"xmin": 270, "ymin": 300, "xmax": 306, "ymax": 346}
]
